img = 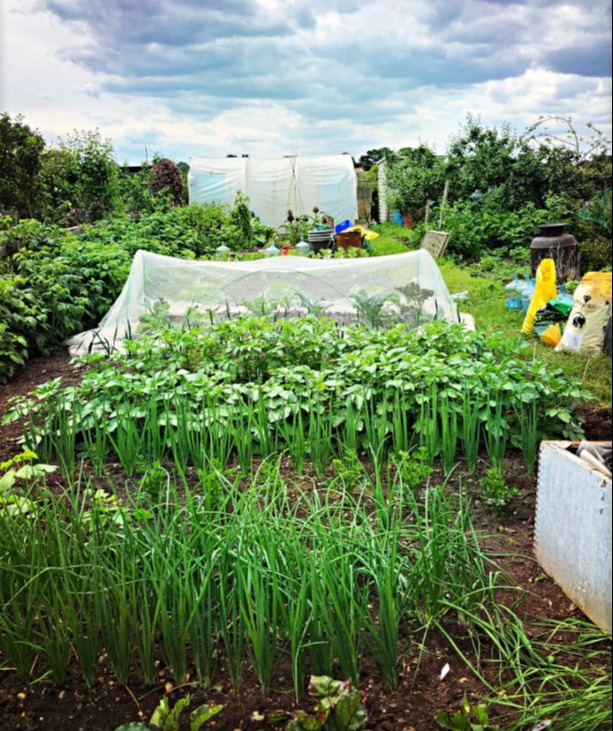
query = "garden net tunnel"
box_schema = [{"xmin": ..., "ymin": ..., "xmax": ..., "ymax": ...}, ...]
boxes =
[
  {"xmin": 68, "ymin": 249, "xmax": 459, "ymax": 355},
  {"xmin": 188, "ymin": 155, "xmax": 358, "ymax": 228}
]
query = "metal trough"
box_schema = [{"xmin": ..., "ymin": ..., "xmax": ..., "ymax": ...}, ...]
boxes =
[{"xmin": 535, "ymin": 441, "xmax": 612, "ymax": 632}]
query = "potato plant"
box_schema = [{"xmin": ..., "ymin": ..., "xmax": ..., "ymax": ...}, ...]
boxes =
[{"xmin": 6, "ymin": 317, "xmax": 589, "ymax": 477}]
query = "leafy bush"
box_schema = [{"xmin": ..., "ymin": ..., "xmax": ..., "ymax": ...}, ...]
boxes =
[
  {"xmin": 388, "ymin": 145, "xmax": 446, "ymax": 214},
  {"xmin": 385, "ymin": 116, "xmax": 612, "ymax": 264},
  {"xmin": 581, "ymin": 235, "xmax": 612, "ymax": 272},
  {"xmin": 0, "ymin": 113, "xmax": 45, "ymax": 221},
  {"xmin": 437, "ymin": 194, "xmax": 579, "ymax": 261},
  {"xmin": 435, "ymin": 202, "xmax": 535, "ymax": 260},
  {"xmin": 151, "ymin": 158, "xmax": 185, "ymax": 207},
  {"xmin": 37, "ymin": 130, "xmax": 122, "ymax": 225},
  {"xmin": 0, "ymin": 277, "xmax": 37, "ymax": 383},
  {"xmin": 0, "ymin": 199, "xmax": 275, "ymax": 381}
]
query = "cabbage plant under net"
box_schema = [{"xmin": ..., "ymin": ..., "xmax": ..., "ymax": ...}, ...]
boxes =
[{"xmin": 68, "ymin": 249, "xmax": 459, "ymax": 354}]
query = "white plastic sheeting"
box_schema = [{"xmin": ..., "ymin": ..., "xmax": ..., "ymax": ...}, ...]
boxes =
[
  {"xmin": 68, "ymin": 250, "xmax": 459, "ymax": 355},
  {"xmin": 188, "ymin": 155, "xmax": 358, "ymax": 228}
]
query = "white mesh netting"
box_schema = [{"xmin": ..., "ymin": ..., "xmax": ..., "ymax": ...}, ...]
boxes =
[{"xmin": 67, "ymin": 249, "xmax": 459, "ymax": 355}]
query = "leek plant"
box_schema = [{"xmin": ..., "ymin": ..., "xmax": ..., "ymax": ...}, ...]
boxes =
[
  {"xmin": 6, "ymin": 315, "xmax": 591, "ymax": 479},
  {"xmin": 339, "ymin": 403, "xmax": 362, "ymax": 454},
  {"xmin": 364, "ymin": 393, "xmax": 390, "ymax": 453}
]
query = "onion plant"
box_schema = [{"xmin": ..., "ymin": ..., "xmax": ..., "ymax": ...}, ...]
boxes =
[{"xmin": 0, "ymin": 467, "xmax": 502, "ymax": 695}]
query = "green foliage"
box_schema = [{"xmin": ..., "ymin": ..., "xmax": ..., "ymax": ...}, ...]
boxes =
[
  {"xmin": 0, "ymin": 198, "xmax": 276, "ymax": 378},
  {"xmin": 230, "ymin": 190, "xmax": 256, "ymax": 242},
  {"xmin": 277, "ymin": 210, "xmax": 312, "ymax": 246},
  {"xmin": 443, "ymin": 115, "xmax": 604, "ymax": 211},
  {"xmin": 434, "ymin": 196, "xmax": 569, "ymax": 261},
  {"xmin": 580, "ymin": 235, "xmax": 612, "ymax": 272},
  {"xmin": 119, "ymin": 164, "xmax": 171, "ymax": 217},
  {"xmin": 436, "ymin": 696, "xmax": 499, "ymax": 730},
  {"xmin": 479, "ymin": 468, "xmax": 519, "ymax": 511},
  {"xmin": 357, "ymin": 147, "xmax": 395, "ymax": 171},
  {"xmin": 285, "ymin": 677, "xmax": 370, "ymax": 730},
  {"xmin": 0, "ymin": 451, "xmax": 56, "ymax": 493},
  {"xmin": 0, "ymin": 451, "xmax": 56, "ymax": 518},
  {"xmin": 0, "ymin": 277, "xmax": 31, "ymax": 382},
  {"xmin": 0, "ymin": 219, "xmax": 132, "ymax": 367},
  {"xmin": 7, "ymin": 317, "xmax": 589, "ymax": 482},
  {"xmin": 52, "ymin": 129, "xmax": 121, "ymax": 224},
  {"xmin": 0, "ymin": 439, "xmax": 495, "ymax": 691},
  {"xmin": 0, "ymin": 113, "xmax": 45, "ymax": 220},
  {"xmin": 387, "ymin": 145, "xmax": 446, "ymax": 213},
  {"xmin": 331, "ymin": 451, "xmax": 365, "ymax": 490},
  {"xmin": 38, "ymin": 147, "xmax": 82, "ymax": 225},
  {"xmin": 115, "ymin": 697, "xmax": 223, "ymax": 731},
  {"xmin": 393, "ymin": 449, "xmax": 433, "ymax": 491},
  {"xmin": 467, "ymin": 247, "xmax": 531, "ymax": 282},
  {"xmin": 386, "ymin": 115, "xmax": 611, "ymax": 263}
]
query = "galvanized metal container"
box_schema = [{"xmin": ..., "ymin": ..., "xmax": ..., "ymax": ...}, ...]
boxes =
[{"xmin": 535, "ymin": 441, "xmax": 612, "ymax": 631}]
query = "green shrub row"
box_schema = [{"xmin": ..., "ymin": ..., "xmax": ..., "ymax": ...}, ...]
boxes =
[{"xmin": 0, "ymin": 203, "xmax": 274, "ymax": 383}]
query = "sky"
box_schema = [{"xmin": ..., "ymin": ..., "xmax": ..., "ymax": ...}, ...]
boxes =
[{"xmin": 1, "ymin": 0, "xmax": 611, "ymax": 164}]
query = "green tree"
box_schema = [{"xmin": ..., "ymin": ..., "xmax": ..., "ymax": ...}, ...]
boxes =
[
  {"xmin": 358, "ymin": 147, "xmax": 396, "ymax": 171},
  {"xmin": 440, "ymin": 115, "xmax": 608, "ymax": 212},
  {"xmin": 0, "ymin": 113, "xmax": 45, "ymax": 220},
  {"xmin": 522, "ymin": 115, "xmax": 612, "ymax": 205},
  {"xmin": 388, "ymin": 145, "xmax": 446, "ymax": 214},
  {"xmin": 56, "ymin": 129, "xmax": 121, "ymax": 223},
  {"xmin": 177, "ymin": 161, "xmax": 190, "ymax": 202},
  {"xmin": 445, "ymin": 115, "xmax": 518, "ymax": 204},
  {"xmin": 38, "ymin": 147, "xmax": 80, "ymax": 225}
]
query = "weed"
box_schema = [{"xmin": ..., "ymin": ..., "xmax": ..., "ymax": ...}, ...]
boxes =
[
  {"xmin": 115, "ymin": 696, "xmax": 224, "ymax": 731},
  {"xmin": 479, "ymin": 468, "xmax": 518, "ymax": 511},
  {"xmin": 437, "ymin": 696, "xmax": 500, "ymax": 730}
]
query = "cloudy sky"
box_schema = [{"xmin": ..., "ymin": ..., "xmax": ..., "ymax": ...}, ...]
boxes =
[{"xmin": 1, "ymin": 0, "xmax": 611, "ymax": 163}]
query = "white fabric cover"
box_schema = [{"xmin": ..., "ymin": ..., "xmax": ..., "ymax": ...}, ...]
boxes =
[
  {"xmin": 188, "ymin": 155, "xmax": 358, "ymax": 228},
  {"xmin": 68, "ymin": 250, "xmax": 459, "ymax": 355}
]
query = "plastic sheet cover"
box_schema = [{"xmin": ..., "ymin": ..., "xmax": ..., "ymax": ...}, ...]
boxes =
[
  {"xmin": 68, "ymin": 250, "xmax": 459, "ymax": 355},
  {"xmin": 188, "ymin": 155, "xmax": 358, "ymax": 228}
]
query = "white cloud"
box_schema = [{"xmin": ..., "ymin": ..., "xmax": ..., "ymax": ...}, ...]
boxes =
[{"xmin": 1, "ymin": 0, "xmax": 610, "ymax": 163}]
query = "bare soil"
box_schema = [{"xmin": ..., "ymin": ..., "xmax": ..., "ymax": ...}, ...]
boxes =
[{"xmin": 0, "ymin": 353, "xmax": 610, "ymax": 731}]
